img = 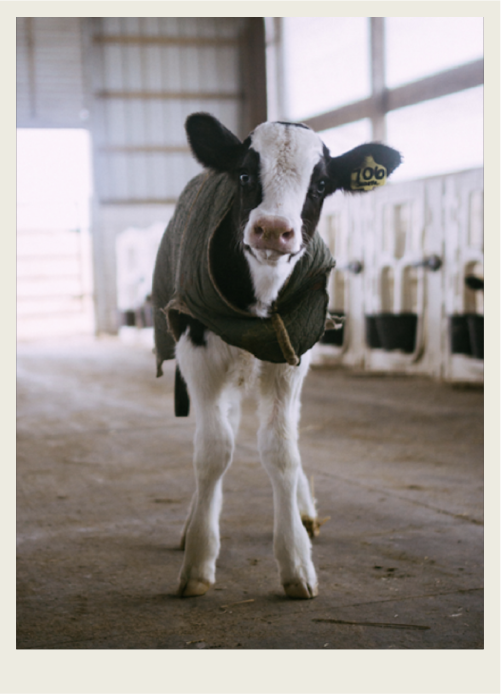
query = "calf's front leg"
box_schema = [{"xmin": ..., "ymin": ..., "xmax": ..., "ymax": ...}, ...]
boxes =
[
  {"xmin": 178, "ymin": 409, "xmax": 234, "ymax": 596},
  {"xmin": 175, "ymin": 334, "xmax": 237, "ymax": 597},
  {"xmin": 258, "ymin": 354, "xmax": 318, "ymax": 599}
]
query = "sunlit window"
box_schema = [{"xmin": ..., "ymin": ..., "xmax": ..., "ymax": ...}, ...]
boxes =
[
  {"xmin": 17, "ymin": 129, "xmax": 93, "ymax": 230},
  {"xmin": 386, "ymin": 17, "xmax": 483, "ymax": 88},
  {"xmin": 17, "ymin": 129, "xmax": 94, "ymax": 339},
  {"xmin": 282, "ymin": 17, "xmax": 370, "ymax": 121},
  {"xmin": 320, "ymin": 119, "xmax": 372, "ymax": 156},
  {"xmin": 277, "ymin": 16, "xmax": 483, "ymax": 179},
  {"xmin": 386, "ymin": 86, "xmax": 483, "ymax": 180}
]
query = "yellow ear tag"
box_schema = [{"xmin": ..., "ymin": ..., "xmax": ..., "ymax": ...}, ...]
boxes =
[{"xmin": 350, "ymin": 155, "xmax": 387, "ymax": 191}]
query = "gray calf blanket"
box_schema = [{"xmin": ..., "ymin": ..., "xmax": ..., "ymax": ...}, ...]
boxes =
[{"xmin": 152, "ymin": 171, "xmax": 336, "ymax": 376}]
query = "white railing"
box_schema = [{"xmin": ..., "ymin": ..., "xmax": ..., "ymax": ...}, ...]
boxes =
[{"xmin": 313, "ymin": 168, "xmax": 483, "ymax": 383}]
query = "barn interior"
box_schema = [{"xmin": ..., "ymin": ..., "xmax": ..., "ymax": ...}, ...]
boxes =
[{"xmin": 15, "ymin": 12, "xmax": 492, "ymax": 682}]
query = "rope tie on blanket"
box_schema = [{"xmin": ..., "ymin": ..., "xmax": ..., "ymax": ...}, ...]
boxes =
[{"xmin": 270, "ymin": 309, "xmax": 300, "ymax": 366}]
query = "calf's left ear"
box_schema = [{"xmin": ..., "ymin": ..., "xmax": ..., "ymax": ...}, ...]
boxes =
[
  {"xmin": 328, "ymin": 143, "xmax": 402, "ymax": 193},
  {"xmin": 185, "ymin": 112, "xmax": 244, "ymax": 173}
]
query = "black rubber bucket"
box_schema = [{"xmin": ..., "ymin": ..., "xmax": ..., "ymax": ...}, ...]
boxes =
[
  {"xmin": 121, "ymin": 309, "xmax": 136, "ymax": 327},
  {"xmin": 365, "ymin": 315, "xmax": 382, "ymax": 349},
  {"xmin": 375, "ymin": 313, "xmax": 418, "ymax": 353},
  {"xmin": 467, "ymin": 314, "xmax": 484, "ymax": 360},
  {"xmin": 449, "ymin": 315, "xmax": 472, "ymax": 355}
]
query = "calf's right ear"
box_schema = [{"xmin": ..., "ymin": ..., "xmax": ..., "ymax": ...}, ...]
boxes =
[
  {"xmin": 328, "ymin": 143, "xmax": 402, "ymax": 193},
  {"xmin": 185, "ymin": 113, "xmax": 244, "ymax": 173}
]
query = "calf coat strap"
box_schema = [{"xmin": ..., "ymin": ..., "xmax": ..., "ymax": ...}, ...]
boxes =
[
  {"xmin": 152, "ymin": 171, "xmax": 335, "ymax": 375},
  {"xmin": 270, "ymin": 312, "xmax": 300, "ymax": 366}
]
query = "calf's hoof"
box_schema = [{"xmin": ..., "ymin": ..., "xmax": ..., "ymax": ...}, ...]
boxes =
[
  {"xmin": 283, "ymin": 581, "xmax": 318, "ymax": 599},
  {"xmin": 177, "ymin": 578, "xmax": 212, "ymax": 598},
  {"xmin": 301, "ymin": 515, "xmax": 330, "ymax": 539}
]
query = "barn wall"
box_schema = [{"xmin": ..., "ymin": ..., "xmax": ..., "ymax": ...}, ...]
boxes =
[
  {"xmin": 17, "ymin": 17, "xmax": 267, "ymax": 335},
  {"xmin": 85, "ymin": 17, "xmax": 265, "ymax": 333},
  {"xmin": 17, "ymin": 17, "xmax": 94, "ymax": 339}
]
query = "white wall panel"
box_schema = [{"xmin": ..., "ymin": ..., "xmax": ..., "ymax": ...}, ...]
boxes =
[
  {"xmin": 17, "ymin": 16, "xmax": 263, "ymax": 334},
  {"xmin": 87, "ymin": 17, "xmax": 255, "ymax": 332}
]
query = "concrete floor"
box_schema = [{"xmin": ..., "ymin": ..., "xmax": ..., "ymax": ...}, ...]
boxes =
[{"xmin": 17, "ymin": 336, "xmax": 484, "ymax": 650}]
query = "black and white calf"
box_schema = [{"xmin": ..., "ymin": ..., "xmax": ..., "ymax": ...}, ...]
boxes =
[{"xmin": 152, "ymin": 113, "xmax": 401, "ymax": 599}]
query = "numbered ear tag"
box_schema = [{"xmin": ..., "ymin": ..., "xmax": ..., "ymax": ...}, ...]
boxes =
[{"xmin": 350, "ymin": 155, "xmax": 387, "ymax": 191}]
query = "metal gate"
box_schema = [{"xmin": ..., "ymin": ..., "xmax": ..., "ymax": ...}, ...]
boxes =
[
  {"xmin": 17, "ymin": 203, "xmax": 94, "ymax": 340},
  {"xmin": 315, "ymin": 168, "xmax": 483, "ymax": 383},
  {"xmin": 442, "ymin": 169, "xmax": 484, "ymax": 382}
]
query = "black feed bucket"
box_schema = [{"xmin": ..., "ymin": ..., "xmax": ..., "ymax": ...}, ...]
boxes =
[
  {"xmin": 122, "ymin": 309, "xmax": 136, "ymax": 327},
  {"xmin": 365, "ymin": 315, "xmax": 382, "ymax": 349},
  {"xmin": 366, "ymin": 313, "xmax": 417, "ymax": 353},
  {"xmin": 321, "ymin": 312, "xmax": 345, "ymax": 346},
  {"xmin": 467, "ymin": 314, "xmax": 484, "ymax": 360},
  {"xmin": 449, "ymin": 315, "xmax": 471, "ymax": 355},
  {"xmin": 449, "ymin": 314, "xmax": 483, "ymax": 359},
  {"xmin": 376, "ymin": 313, "xmax": 418, "ymax": 353}
]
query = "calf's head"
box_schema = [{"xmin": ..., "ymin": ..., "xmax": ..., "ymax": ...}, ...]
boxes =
[{"xmin": 186, "ymin": 112, "xmax": 401, "ymax": 264}]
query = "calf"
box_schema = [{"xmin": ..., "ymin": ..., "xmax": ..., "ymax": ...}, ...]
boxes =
[{"xmin": 152, "ymin": 113, "xmax": 401, "ymax": 599}]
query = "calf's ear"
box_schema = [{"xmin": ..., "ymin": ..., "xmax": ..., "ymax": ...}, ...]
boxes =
[
  {"xmin": 185, "ymin": 113, "xmax": 244, "ymax": 173},
  {"xmin": 328, "ymin": 143, "xmax": 402, "ymax": 193}
]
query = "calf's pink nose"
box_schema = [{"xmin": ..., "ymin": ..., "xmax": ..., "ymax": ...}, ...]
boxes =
[{"xmin": 250, "ymin": 216, "xmax": 295, "ymax": 253}]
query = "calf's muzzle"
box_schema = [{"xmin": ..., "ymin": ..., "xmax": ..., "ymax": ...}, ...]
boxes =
[{"xmin": 249, "ymin": 215, "xmax": 297, "ymax": 254}]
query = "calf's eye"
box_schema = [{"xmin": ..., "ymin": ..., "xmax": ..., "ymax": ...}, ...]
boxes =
[
  {"xmin": 316, "ymin": 179, "xmax": 326, "ymax": 195},
  {"xmin": 239, "ymin": 173, "xmax": 250, "ymax": 186}
]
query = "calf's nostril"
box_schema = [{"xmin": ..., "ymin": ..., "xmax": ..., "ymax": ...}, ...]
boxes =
[{"xmin": 250, "ymin": 219, "xmax": 296, "ymax": 251}]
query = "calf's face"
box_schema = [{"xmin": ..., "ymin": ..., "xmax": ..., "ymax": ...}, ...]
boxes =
[
  {"xmin": 186, "ymin": 112, "xmax": 401, "ymax": 265},
  {"xmin": 241, "ymin": 122, "xmax": 325, "ymax": 258}
]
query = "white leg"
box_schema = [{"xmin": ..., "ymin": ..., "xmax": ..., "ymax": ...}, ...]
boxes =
[
  {"xmin": 179, "ymin": 491, "xmax": 196, "ymax": 551},
  {"xmin": 297, "ymin": 470, "xmax": 329, "ymax": 539},
  {"xmin": 226, "ymin": 388, "xmax": 242, "ymax": 440},
  {"xmin": 257, "ymin": 351, "xmax": 318, "ymax": 599},
  {"xmin": 175, "ymin": 332, "xmax": 241, "ymax": 597},
  {"xmin": 297, "ymin": 468, "xmax": 317, "ymax": 518},
  {"xmin": 179, "ymin": 388, "xmax": 241, "ymax": 552}
]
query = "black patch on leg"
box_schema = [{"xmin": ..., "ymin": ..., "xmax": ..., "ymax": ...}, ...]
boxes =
[
  {"xmin": 177, "ymin": 314, "xmax": 208, "ymax": 347},
  {"xmin": 175, "ymin": 364, "xmax": 190, "ymax": 417},
  {"xmin": 187, "ymin": 319, "xmax": 207, "ymax": 347}
]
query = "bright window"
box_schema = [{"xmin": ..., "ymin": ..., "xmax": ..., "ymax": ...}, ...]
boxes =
[
  {"xmin": 17, "ymin": 129, "xmax": 93, "ymax": 230},
  {"xmin": 17, "ymin": 129, "xmax": 95, "ymax": 339},
  {"xmin": 282, "ymin": 17, "xmax": 370, "ymax": 121},
  {"xmin": 386, "ymin": 86, "xmax": 483, "ymax": 180},
  {"xmin": 320, "ymin": 119, "xmax": 372, "ymax": 157},
  {"xmin": 277, "ymin": 17, "xmax": 484, "ymax": 179},
  {"xmin": 386, "ymin": 17, "xmax": 483, "ymax": 88}
]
